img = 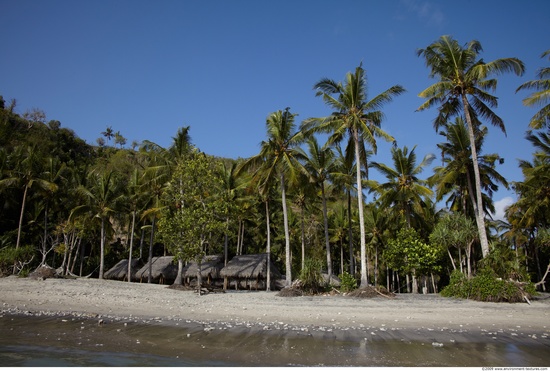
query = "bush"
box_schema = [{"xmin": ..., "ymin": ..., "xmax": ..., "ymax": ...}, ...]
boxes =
[
  {"xmin": 299, "ymin": 258, "xmax": 324, "ymax": 294},
  {"xmin": 0, "ymin": 245, "xmax": 36, "ymax": 276},
  {"xmin": 441, "ymin": 268, "xmax": 537, "ymax": 303},
  {"xmin": 338, "ymin": 271, "xmax": 358, "ymax": 293}
]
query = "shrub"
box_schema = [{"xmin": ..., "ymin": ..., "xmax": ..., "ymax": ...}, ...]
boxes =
[
  {"xmin": 299, "ymin": 258, "xmax": 324, "ymax": 294},
  {"xmin": 441, "ymin": 268, "xmax": 537, "ymax": 303},
  {"xmin": 0, "ymin": 245, "xmax": 35, "ymax": 276},
  {"xmin": 338, "ymin": 271, "xmax": 358, "ymax": 293}
]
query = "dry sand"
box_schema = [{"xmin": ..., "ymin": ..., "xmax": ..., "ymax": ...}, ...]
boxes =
[{"xmin": 1, "ymin": 276, "xmax": 549, "ymax": 344}]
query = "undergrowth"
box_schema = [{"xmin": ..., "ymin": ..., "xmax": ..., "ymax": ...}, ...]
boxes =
[{"xmin": 441, "ymin": 269, "xmax": 537, "ymax": 303}]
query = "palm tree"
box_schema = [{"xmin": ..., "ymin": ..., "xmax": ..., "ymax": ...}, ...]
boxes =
[
  {"xmin": 370, "ymin": 145, "xmax": 434, "ymax": 229},
  {"xmin": 417, "ymin": 35, "xmax": 525, "ymax": 258},
  {"xmin": 126, "ymin": 167, "xmax": 148, "ymax": 282},
  {"xmin": 430, "ymin": 117, "xmax": 508, "ymax": 220},
  {"xmin": 219, "ymin": 161, "xmax": 248, "ymax": 266},
  {"xmin": 331, "ymin": 143, "xmax": 365, "ymax": 275},
  {"xmin": 71, "ymin": 169, "xmax": 125, "ymax": 279},
  {"xmin": 239, "ymin": 108, "xmax": 305, "ymax": 287},
  {"xmin": 0, "ymin": 146, "xmax": 57, "ymax": 249},
  {"xmin": 516, "ymin": 49, "xmax": 550, "ymax": 129},
  {"xmin": 300, "ymin": 136, "xmax": 338, "ymax": 281},
  {"xmin": 141, "ymin": 163, "xmax": 170, "ymax": 283},
  {"xmin": 302, "ymin": 64, "xmax": 405, "ymax": 287}
]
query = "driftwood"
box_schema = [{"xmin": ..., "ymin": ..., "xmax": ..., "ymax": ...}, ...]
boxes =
[{"xmin": 535, "ymin": 263, "xmax": 550, "ymax": 289}]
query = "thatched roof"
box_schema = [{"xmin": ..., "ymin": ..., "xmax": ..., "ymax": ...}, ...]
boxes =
[
  {"xmin": 104, "ymin": 259, "xmax": 143, "ymax": 281},
  {"xmin": 181, "ymin": 255, "xmax": 224, "ymax": 279},
  {"xmin": 220, "ymin": 253, "xmax": 281, "ymax": 279},
  {"xmin": 135, "ymin": 256, "xmax": 177, "ymax": 283}
]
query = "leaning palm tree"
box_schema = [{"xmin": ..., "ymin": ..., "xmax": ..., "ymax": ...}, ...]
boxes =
[
  {"xmin": 516, "ymin": 49, "xmax": 550, "ymax": 129},
  {"xmin": 302, "ymin": 64, "xmax": 405, "ymax": 287},
  {"xmin": 417, "ymin": 35, "xmax": 524, "ymax": 258},
  {"xmin": 239, "ymin": 108, "xmax": 305, "ymax": 287}
]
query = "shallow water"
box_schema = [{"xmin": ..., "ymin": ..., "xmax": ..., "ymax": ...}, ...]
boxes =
[{"xmin": 1, "ymin": 313, "xmax": 549, "ymax": 367}]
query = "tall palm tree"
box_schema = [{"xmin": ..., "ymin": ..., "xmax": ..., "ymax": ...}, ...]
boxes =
[
  {"xmin": 417, "ymin": 35, "xmax": 524, "ymax": 258},
  {"xmin": 126, "ymin": 167, "xmax": 148, "ymax": 282},
  {"xmin": 430, "ymin": 117, "xmax": 508, "ymax": 219},
  {"xmin": 300, "ymin": 136, "xmax": 338, "ymax": 280},
  {"xmin": 331, "ymin": 143, "xmax": 365, "ymax": 275},
  {"xmin": 0, "ymin": 146, "xmax": 57, "ymax": 249},
  {"xmin": 239, "ymin": 108, "xmax": 305, "ymax": 287},
  {"xmin": 516, "ymin": 49, "xmax": 550, "ymax": 129},
  {"xmin": 71, "ymin": 169, "xmax": 125, "ymax": 279},
  {"xmin": 302, "ymin": 64, "xmax": 405, "ymax": 287},
  {"xmin": 370, "ymin": 145, "xmax": 434, "ymax": 228}
]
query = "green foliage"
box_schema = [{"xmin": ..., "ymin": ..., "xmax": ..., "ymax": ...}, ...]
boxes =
[
  {"xmin": 158, "ymin": 152, "xmax": 229, "ymax": 263},
  {"xmin": 338, "ymin": 271, "xmax": 358, "ymax": 293},
  {"xmin": 0, "ymin": 245, "xmax": 35, "ymax": 276},
  {"xmin": 299, "ymin": 258, "xmax": 324, "ymax": 294},
  {"xmin": 441, "ymin": 268, "xmax": 537, "ymax": 302},
  {"xmin": 384, "ymin": 227, "xmax": 442, "ymax": 275},
  {"xmin": 481, "ymin": 242, "xmax": 532, "ymax": 282}
]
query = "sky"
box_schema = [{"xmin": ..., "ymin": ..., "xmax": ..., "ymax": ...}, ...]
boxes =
[{"xmin": 1, "ymin": 0, "xmax": 549, "ymax": 220}]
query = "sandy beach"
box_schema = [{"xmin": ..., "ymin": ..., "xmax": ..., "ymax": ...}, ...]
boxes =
[
  {"xmin": 1, "ymin": 276, "xmax": 549, "ymax": 341},
  {"xmin": 2, "ymin": 276, "xmax": 550, "ymax": 366}
]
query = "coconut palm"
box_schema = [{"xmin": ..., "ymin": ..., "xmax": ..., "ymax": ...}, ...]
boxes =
[
  {"xmin": 302, "ymin": 64, "xmax": 405, "ymax": 287},
  {"xmin": 126, "ymin": 167, "xmax": 148, "ymax": 282},
  {"xmin": 0, "ymin": 146, "xmax": 57, "ymax": 249},
  {"xmin": 516, "ymin": 50, "xmax": 550, "ymax": 129},
  {"xmin": 239, "ymin": 108, "xmax": 305, "ymax": 287},
  {"xmin": 331, "ymin": 143, "xmax": 366, "ymax": 275},
  {"xmin": 300, "ymin": 136, "xmax": 338, "ymax": 281},
  {"xmin": 417, "ymin": 35, "xmax": 525, "ymax": 258},
  {"xmin": 370, "ymin": 145, "xmax": 434, "ymax": 229},
  {"xmin": 430, "ymin": 117, "xmax": 508, "ymax": 222},
  {"xmin": 71, "ymin": 169, "xmax": 125, "ymax": 279}
]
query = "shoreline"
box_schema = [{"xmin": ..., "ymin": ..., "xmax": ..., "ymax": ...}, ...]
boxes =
[{"xmin": 1, "ymin": 276, "xmax": 549, "ymax": 345}]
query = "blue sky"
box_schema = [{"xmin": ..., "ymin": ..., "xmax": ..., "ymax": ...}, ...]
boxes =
[{"xmin": 1, "ymin": 0, "xmax": 549, "ymax": 219}]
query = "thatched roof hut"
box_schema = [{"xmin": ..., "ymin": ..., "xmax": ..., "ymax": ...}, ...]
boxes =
[
  {"xmin": 181, "ymin": 255, "xmax": 224, "ymax": 284},
  {"xmin": 220, "ymin": 253, "xmax": 284, "ymax": 290},
  {"xmin": 104, "ymin": 259, "xmax": 143, "ymax": 282},
  {"xmin": 135, "ymin": 256, "xmax": 177, "ymax": 284}
]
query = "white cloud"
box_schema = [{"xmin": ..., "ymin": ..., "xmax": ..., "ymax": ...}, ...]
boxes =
[
  {"xmin": 491, "ymin": 196, "xmax": 515, "ymax": 221},
  {"xmin": 399, "ymin": 0, "xmax": 445, "ymax": 26}
]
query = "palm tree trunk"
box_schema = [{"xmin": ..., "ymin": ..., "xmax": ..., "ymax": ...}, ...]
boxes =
[
  {"xmin": 148, "ymin": 215, "xmax": 156, "ymax": 283},
  {"xmin": 127, "ymin": 210, "xmax": 136, "ymax": 282},
  {"xmin": 462, "ymin": 95, "xmax": 490, "ymax": 258},
  {"xmin": 224, "ymin": 217, "xmax": 229, "ymax": 266},
  {"xmin": 265, "ymin": 200, "xmax": 271, "ymax": 292},
  {"xmin": 353, "ymin": 129, "xmax": 368, "ymax": 288},
  {"xmin": 15, "ymin": 184, "xmax": 29, "ymax": 250},
  {"xmin": 280, "ymin": 172, "xmax": 292, "ymax": 287},
  {"xmin": 347, "ymin": 190, "xmax": 354, "ymax": 275},
  {"xmin": 301, "ymin": 205, "xmax": 305, "ymax": 271},
  {"xmin": 340, "ymin": 239, "xmax": 344, "ymax": 276},
  {"xmin": 236, "ymin": 219, "xmax": 242, "ymax": 255},
  {"xmin": 321, "ymin": 184, "xmax": 332, "ymax": 281},
  {"xmin": 42, "ymin": 203, "xmax": 48, "ymax": 264},
  {"xmin": 99, "ymin": 217, "xmax": 105, "ymax": 279}
]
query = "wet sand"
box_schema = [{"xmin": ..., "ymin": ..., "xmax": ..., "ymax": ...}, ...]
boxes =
[{"xmin": 1, "ymin": 276, "xmax": 549, "ymax": 366}]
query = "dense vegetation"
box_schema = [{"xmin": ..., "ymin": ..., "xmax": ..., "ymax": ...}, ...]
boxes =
[{"xmin": 1, "ymin": 36, "xmax": 549, "ymax": 300}]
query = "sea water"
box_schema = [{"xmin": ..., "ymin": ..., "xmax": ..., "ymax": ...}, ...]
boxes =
[{"xmin": 1, "ymin": 313, "xmax": 549, "ymax": 367}]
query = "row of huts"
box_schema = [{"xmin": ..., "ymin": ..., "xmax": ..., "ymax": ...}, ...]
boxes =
[{"xmin": 104, "ymin": 253, "xmax": 285, "ymax": 290}]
